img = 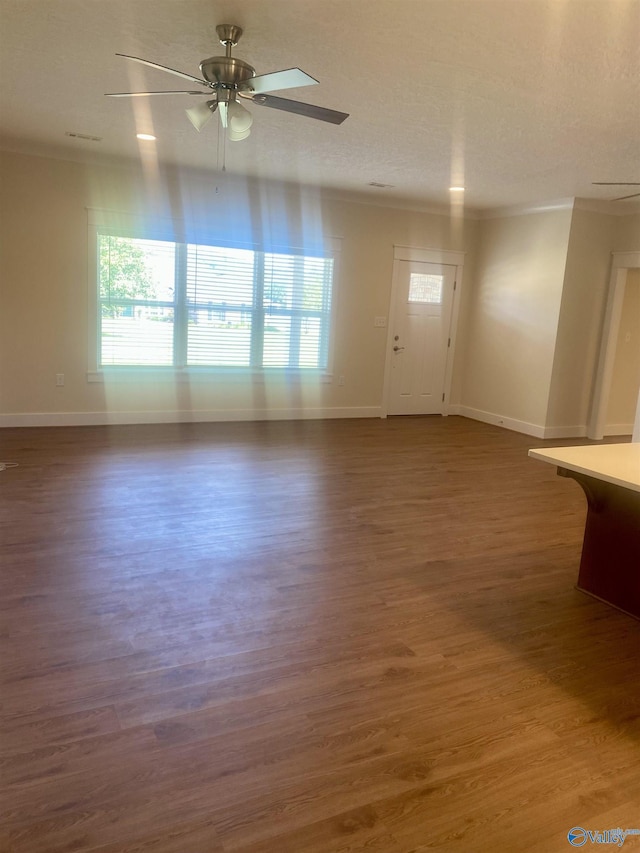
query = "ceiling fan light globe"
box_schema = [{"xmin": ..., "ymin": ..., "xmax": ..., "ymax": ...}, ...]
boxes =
[
  {"xmin": 228, "ymin": 126, "xmax": 251, "ymax": 141},
  {"xmin": 185, "ymin": 100, "xmax": 217, "ymax": 132},
  {"xmin": 227, "ymin": 100, "xmax": 253, "ymax": 134}
]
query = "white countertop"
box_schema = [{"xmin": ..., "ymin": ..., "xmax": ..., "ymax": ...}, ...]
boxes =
[{"xmin": 529, "ymin": 443, "xmax": 640, "ymax": 493}]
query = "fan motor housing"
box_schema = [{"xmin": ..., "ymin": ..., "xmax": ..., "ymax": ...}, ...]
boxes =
[{"xmin": 200, "ymin": 56, "xmax": 255, "ymax": 87}]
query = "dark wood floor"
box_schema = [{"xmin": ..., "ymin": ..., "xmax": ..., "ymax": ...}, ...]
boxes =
[{"xmin": 1, "ymin": 416, "xmax": 638, "ymax": 852}]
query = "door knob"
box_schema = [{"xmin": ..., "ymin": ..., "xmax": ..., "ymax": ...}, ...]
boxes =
[{"xmin": 393, "ymin": 345, "xmax": 405, "ymax": 352}]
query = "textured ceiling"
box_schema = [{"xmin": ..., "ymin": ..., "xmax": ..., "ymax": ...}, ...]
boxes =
[{"xmin": 1, "ymin": 0, "xmax": 639, "ymax": 213}]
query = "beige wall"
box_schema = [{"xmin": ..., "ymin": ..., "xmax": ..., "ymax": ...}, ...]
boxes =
[
  {"xmin": 0, "ymin": 150, "xmax": 476, "ymax": 424},
  {"xmin": 2, "ymin": 149, "xmax": 638, "ymax": 433},
  {"xmin": 545, "ymin": 208, "xmax": 615, "ymax": 432},
  {"xmin": 613, "ymin": 213, "xmax": 640, "ymax": 251},
  {"xmin": 605, "ymin": 269, "xmax": 640, "ymax": 433},
  {"xmin": 460, "ymin": 208, "xmax": 573, "ymax": 431}
]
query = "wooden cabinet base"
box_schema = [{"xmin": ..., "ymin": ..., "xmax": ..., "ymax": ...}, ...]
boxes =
[{"xmin": 559, "ymin": 468, "xmax": 640, "ymax": 620}]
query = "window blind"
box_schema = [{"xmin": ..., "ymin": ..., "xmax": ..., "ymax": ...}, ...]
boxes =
[
  {"xmin": 186, "ymin": 245, "xmax": 255, "ymax": 366},
  {"xmin": 98, "ymin": 234, "xmax": 334, "ymax": 370}
]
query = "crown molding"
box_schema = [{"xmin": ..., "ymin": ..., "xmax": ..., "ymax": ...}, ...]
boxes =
[{"xmin": 478, "ymin": 198, "xmax": 576, "ymax": 220}]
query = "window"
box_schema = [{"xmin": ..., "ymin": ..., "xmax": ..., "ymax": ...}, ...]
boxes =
[
  {"xmin": 408, "ymin": 272, "xmax": 443, "ymax": 304},
  {"xmin": 97, "ymin": 233, "xmax": 335, "ymax": 371}
]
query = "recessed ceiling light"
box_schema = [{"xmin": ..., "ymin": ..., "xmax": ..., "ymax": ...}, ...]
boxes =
[
  {"xmin": 449, "ymin": 186, "xmax": 465, "ymax": 192},
  {"xmin": 367, "ymin": 182, "xmax": 395, "ymax": 188},
  {"xmin": 136, "ymin": 133, "xmax": 156, "ymax": 141}
]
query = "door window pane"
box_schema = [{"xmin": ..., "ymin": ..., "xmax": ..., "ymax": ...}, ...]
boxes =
[{"xmin": 408, "ymin": 273, "xmax": 443, "ymax": 304}]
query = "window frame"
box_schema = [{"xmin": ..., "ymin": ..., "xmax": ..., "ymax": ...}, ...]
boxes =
[{"xmin": 87, "ymin": 209, "xmax": 340, "ymax": 383}]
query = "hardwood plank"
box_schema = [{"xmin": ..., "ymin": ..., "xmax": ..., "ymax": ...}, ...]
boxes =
[
  {"xmin": 219, "ymin": 804, "xmax": 403, "ymax": 853},
  {"xmin": 1, "ymin": 417, "xmax": 638, "ymax": 851},
  {"xmin": 0, "ymin": 706, "xmax": 121, "ymax": 755},
  {"xmin": 1, "ymin": 726, "xmax": 156, "ymax": 790},
  {"xmin": 83, "ymin": 818, "xmax": 225, "ymax": 853}
]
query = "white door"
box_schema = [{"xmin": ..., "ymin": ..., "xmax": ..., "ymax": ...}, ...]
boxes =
[{"xmin": 386, "ymin": 260, "xmax": 456, "ymax": 415}]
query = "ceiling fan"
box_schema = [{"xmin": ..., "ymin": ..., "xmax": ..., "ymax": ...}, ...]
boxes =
[
  {"xmin": 592, "ymin": 182, "xmax": 640, "ymax": 201},
  {"xmin": 106, "ymin": 24, "xmax": 349, "ymax": 141}
]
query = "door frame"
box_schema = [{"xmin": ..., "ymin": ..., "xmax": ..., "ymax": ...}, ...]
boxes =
[
  {"xmin": 588, "ymin": 250, "xmax": 640, "ymax": 441},
  {"xmin": 382, "ymin": 246, "xmax": 465, "ymax": 418}
]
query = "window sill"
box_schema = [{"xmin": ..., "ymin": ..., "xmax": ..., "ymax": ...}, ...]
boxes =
[{"xmin": 87, "ymin": 368, "xmax": 334, "ymax": 384}]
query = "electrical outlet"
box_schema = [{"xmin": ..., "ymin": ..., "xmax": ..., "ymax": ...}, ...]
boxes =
[
  {"xmin": 56, "ymin": 373, "xmax": 65, "ymax": 386},
  {"xmin": 374, "ymin": 316, "xmax": 387, "ymax": 327},
  {"xmin": 338, "ymin": 375, "xmax": 345, "ymax": 386}
]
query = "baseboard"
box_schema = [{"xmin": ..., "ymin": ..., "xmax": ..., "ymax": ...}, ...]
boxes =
[
  {"xmin": 1, "ymin": 405, "xmax": 598, "ymax": 437},
  {"xmin": 451, "ymin": 405, "xmax": 588, "ymax": 440},
  {"xmin": 603, "ymin": 423, "xmax": 634, "ymax": 437},
  {"xmin": 0, "ymin": 406, "xmax": 383, "ymax": 428},
  {"xmin": 452, "ymin": 405, "xmax": 547, "ymax": 438},
  {"xmin": 540, "ymin": 424, "xmax": 588, "ymax": 440}
]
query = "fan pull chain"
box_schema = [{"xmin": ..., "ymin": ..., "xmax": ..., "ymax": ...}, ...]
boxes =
[{"xmin": 217, "ymin": 108, "xmax": 227, "ymax": 173}]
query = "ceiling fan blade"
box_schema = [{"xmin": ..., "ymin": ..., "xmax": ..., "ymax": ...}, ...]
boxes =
[
  {"xmin": 116, "ymin": 53, "xmax": 211, "ymax": 88},
  {"xmin": 613, "ymin": 192, "xmax": 640, "ymax": 201},
  {"xmin": 592, "ymin": 182, "xmax": 640, "ymax": 186},
  {"xmin": 249, "ymin": 93, "xmax": 348, "ymax": 125},
  {"xmin": 240, "ymin": 68, "xmax": 318, "ymax": 94},
  {"xmin": 105, "ymin": 91, "xmax": 205, "ymax": 97}
]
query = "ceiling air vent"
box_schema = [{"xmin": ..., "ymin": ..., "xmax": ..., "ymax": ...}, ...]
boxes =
[
  {"xmin": 65, "ymin": 132, "xmax": 102, "ymax": 142},
  {"xmin": 367, "ymin": 182, "xmax": 394, "ymax": 188}
]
